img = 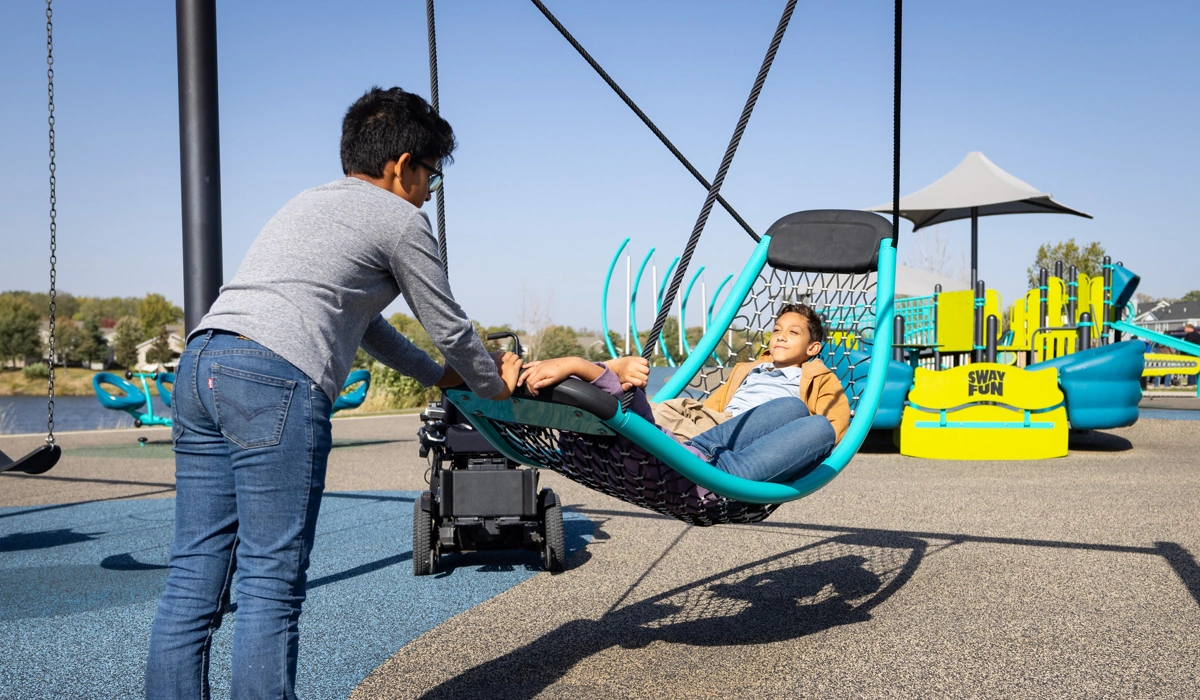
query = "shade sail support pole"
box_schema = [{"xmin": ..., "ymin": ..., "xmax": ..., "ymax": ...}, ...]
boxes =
[{"xmin": 970, "ymin": 206, "xmax": 979, "ymax": 290}]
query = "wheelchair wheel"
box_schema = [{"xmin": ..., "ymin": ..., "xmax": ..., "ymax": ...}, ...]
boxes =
[
  {"xmin": 539, "ymin": 490, "xmax": 565, "ymax": 573},
  {"xmin": 412, "ymin": 493, "xmax": 438, "ymax": 576}
]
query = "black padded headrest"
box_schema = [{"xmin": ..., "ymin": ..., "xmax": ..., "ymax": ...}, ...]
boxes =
[{"xmin": 765, "ymin": 210, "xmax": 893, "ymax": 274}]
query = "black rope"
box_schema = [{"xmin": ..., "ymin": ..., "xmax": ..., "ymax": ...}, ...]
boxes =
[
  {"xmin": 530, "ymin": 0, "xmax": 760, "ymax": 243},
  {"xmin": 426, "ymin": 0, "xmax": 449, "ymax": 275},
  {"xmin": 627, "ymin": 0, "xmax": 797, "ymax": 408},
  {"xmin": 892, "ymin": 0, "xmax": 902, "ymax": 250}
]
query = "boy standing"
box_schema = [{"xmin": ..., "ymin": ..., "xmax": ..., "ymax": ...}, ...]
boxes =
[{"xmin": 145, "ymin": 87, "xmax": 521, "ymax": 698}]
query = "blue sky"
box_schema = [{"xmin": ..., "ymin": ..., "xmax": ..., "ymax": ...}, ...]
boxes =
[{"xmin": 2, "ymin": 0, "xmax": 1197, "ymax": 332}]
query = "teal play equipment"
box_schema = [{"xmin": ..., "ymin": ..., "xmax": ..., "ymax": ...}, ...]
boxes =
[
  {"xmin": 1029, "ymin": 341, "xmax": 1144, "ymax": 430},
  {"xmin": 331, "ymin": 369, "xmax": 371, "ymax": 414},
  {"xmin": 447, "ymin": 216, "xmax": 899, "ymax": 523},
  {"xmin": 93, "ymin": 371, "xmax": 173, "ymax": 428},
  {"xmin": 94, "ymin": 368, "xmax": 371, "ymax": 427},
  {"xmin": 156, "ymin": 372, "xmax": 176, "ymax": 407}
]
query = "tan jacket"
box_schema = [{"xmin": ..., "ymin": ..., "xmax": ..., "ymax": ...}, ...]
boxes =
[{"xmin": 702, "ymin": 355, "xmax": 851, "ymax": 444}]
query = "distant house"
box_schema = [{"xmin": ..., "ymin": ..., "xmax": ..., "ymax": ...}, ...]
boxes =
[
  {"xmin": 1133, "ymin": 302, "xmax": 1200, "ymax": 335},
  {"xmin": 135, "ymin": 327, "xmax": 186, "ymax": 372}
]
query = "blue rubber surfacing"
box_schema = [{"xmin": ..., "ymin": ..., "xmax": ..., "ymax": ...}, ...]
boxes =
[{"xmin": 0, "ymin": 491, "xmax": 592, "ymax": 699}]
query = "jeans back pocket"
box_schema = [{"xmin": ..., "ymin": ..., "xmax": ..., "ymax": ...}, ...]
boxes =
[{"xmin": 212, "ymin": 363, "xmax": 297, "ymax": 449}]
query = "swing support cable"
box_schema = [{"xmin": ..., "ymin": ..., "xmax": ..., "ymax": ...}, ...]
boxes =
[
  {"xmin": 3, "ymin": 0, "xmax": 62, "ymax": 475},
  {"xmin": 425, "ymin": 0, "xmax": 449, "ymax": 274},
  {"xmin": 529, "ymin": 0, "xmax": 760, "ymax": 243},
  {"xmin": 628, "ymin": 0, "xmax": 797, "ymax": 407}
]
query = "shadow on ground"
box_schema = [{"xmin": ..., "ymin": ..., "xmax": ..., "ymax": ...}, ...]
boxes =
[
  {"xmin": 417, "ymin": 530, "xmax": 926, "ymax": 700},
  {"xmin": 1068, "ymin": 430, "xmax": 1134, "ymax": 452}
]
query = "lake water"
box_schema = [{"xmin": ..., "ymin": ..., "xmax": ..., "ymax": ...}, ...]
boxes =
[{"xmin": 0, "ymin": 394, "xmax": 172, "ymax": 435}]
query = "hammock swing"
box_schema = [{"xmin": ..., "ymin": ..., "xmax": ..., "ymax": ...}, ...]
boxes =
[{"xmin": 437, "ymin": 0, "xmax": 903, "ymax": 525}]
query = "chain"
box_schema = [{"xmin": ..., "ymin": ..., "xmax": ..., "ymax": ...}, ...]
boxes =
[{"xmin": 45, "ymin": 0, "xmax": 57, "ymax": 444}]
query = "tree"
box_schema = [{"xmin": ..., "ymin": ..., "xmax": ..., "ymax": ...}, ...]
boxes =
[
  {"xmin": 0, "ymin": 296, "xmax": 43, "ymax": 368},
  {"xmin": 586, "ymin": 331, "xmax": 625, "ymax": 361},
  {"xmin": 518, "ymin": 286, "xmax": 553, "ymax": 362},
  {"xmin": 138, "ymin": 293, "xmax": 183, "ymax": 340},
  {"xmin": 1182, "ymin": 290, "xmax": 1200, "ymax": 303},
  {"xmin": 387, "ymin": 312, "xmax": 441, "ymax": 363},
  {"xmin": 113, "ymin": 316, "xmax": 141, "ymax": 368},
  {"xmin": 55, "ymin": 319, "xmax": 83, "ymax": 372},
  {"xmin": 537, "ymin": 325, "xmax": 583, "ymax": 360},
  {"xmin": 76, "ymin": 317, "xmax": 109, "ymax": 368},
  {"xmin": 1028, "ymin": 239, "xmax": 1106, "ymax": 287},
  {"xmin": 145, "ymin": 326, "xmax": 175, "ymax": 366},
  {"xmin": 905, "ymin": 225, "xmax": 968, "ymax": 285}
]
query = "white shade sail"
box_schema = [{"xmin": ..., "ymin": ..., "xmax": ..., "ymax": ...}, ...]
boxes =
[{"xmin": 867, "ymin": 151, "xmax": 1091, "ymax": 230}]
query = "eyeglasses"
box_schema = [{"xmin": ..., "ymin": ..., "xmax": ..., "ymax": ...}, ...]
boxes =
[{"xmin": 419, "ymin": 161, "xmax": 443, "ymax": 193}]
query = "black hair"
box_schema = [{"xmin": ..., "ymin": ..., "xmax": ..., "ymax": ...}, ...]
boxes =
[
  {"xmin": 340, "ymin": 86, "xmax": 456, "ymax": 178},
  {"xmin": 775, "ymin": 302, "xmax": 825, "ymax": 345}
]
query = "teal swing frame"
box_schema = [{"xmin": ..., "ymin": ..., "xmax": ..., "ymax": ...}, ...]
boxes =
[{"xmin": 446, "ymin": 235, "xmax": 897, "ymax": 506}]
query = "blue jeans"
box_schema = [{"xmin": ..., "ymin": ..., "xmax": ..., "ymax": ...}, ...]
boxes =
[
  {"xmin": 686, "ymin": 396, "xmax": 836, "ymax": 483},
  {"xmin": 146, "ymin": 330, "xmax": 332, "ymax": 699}
]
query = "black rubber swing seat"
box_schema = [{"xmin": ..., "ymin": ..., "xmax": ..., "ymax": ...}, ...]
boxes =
[{"xmin": 0, "ymin": 444, "xmax": 62, "ymax": 475}]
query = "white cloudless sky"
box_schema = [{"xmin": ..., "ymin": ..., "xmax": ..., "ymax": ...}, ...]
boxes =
[{"xmin": 2, "ymin": 0, "xmax": 1197, "ymax": 331}]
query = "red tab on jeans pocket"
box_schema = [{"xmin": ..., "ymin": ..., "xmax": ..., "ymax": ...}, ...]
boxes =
[{"xmin": 208, "ymin": 377, "xmax": 213, "ymax": 389}]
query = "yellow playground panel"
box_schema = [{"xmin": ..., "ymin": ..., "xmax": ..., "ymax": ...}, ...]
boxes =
[
  {"xmin": 1001, "ymin": 272, "xmax": 1108, "ymax": 362},
  {"xmin": 900, "ymin": 363, "xmax": 1068, "ymax": 460},
  {"xmin": 937, "ymin": 288, "xmax": 1002, "ymax": 353}
]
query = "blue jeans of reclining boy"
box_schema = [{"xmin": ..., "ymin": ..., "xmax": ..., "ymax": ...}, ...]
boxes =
[
  {"xmin": 146, "ymin": 330, "xmax": 332, "ymax": 699},
  {"xmin": 686, "ymin": 396, "xmax": 836, "ymax": 483}
]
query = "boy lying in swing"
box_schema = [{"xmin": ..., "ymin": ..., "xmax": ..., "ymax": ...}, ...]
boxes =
[{"xmin": 517, "ymin": 303, "xmax": 850, "ymax": 483}]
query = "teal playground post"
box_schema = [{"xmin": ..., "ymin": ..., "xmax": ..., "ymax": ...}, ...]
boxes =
[{"xmin": 601, "ymin": 237, "xmax": 630, "ymax": 359}]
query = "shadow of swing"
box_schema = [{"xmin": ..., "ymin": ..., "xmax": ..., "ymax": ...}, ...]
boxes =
[{"xmin": 417, "ymin": 530, "xmax": 926, "ymax": 700}]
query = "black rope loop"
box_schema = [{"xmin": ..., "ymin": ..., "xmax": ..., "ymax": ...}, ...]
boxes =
[
  {"xmin": 626, "ymin": 0, "xmax": 797, "ymax": 409},
  {"xmin": 892, "ymin": 0, "xmax": 902, "ymax": 250}
]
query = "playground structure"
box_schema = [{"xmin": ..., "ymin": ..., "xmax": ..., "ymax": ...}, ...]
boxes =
[
  {"xmin": 92, "ymin": 371, "xmax": 175, "ymax": 429},
  {"xmin": 91, "ymin": 367, "xmax": 373, "ymax": 430},
  {"xmin": 601, "ymin": 236, "xmax": 1197, "ymax": 460},
  {"xmin": 887, "ymin": 257, "xmax": 1198, "ymax": 457},
  {"xmin": 601, "ymin": 237, "xmax": 735, "ymax": 366}
]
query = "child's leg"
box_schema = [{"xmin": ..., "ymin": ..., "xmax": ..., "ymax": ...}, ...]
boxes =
[
  {"xmin": 689, "ymin": 397, "xmax": 836, "ymax": 482},
  {"xmin": 687, "ymin": 396, "xmax": 809, "ymax": 456}
]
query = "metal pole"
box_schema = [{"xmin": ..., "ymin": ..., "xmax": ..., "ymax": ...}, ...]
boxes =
[
  {"xmin": 1067, "ymin": 265, "xmax": 1078, "ymax": 325},
  {"xmin": 176, "ymin": 0, "xmax": 223, "ymax": 333},
  {"xmin": 1102, "ymin": 254, "xmax": 1113, "ymax": 345},
  {"xmin": 678, "ymin": 296, "xmax": 684, "ymax": 356},
  {"xmin": 624, "ymin": 254, "xmax": 630, "ymax": 355},
  {"xmin": 893, "ymin": 315, "xmax": 905, "ymax": 363},
  {"xmin": 933, "ymin": 283, "xmax": 941, "ymax": 369},
  {"xmin": 970, "ymin": 206, "xmax": 979, "ymax": 290},
  {"xmin": 985, "ymin": 315, "xmax": 998, "ymax": 363},
  {"xmin": 650, "ymin": 261, "xmax": 658, "ymax": 357},
  {"xmin": 973, "ymin": 279, "xmax": 985, "ymax": 363}
]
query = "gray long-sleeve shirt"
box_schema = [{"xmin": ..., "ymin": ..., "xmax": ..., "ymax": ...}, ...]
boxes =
[{"xmin": 192, "ymin": 177, "xmax": 503, "ymax": 402}]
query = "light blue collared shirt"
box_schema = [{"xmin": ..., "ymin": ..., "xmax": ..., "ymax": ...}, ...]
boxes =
[{"xmin": 723, "ymin": 363, "xmax": 803, "ymax": 416}]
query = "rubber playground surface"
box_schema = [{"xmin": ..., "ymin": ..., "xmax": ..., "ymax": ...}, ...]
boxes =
[{"xmin": 2, "ymin": 403, "xmax": 1199, "ymax": 699}]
